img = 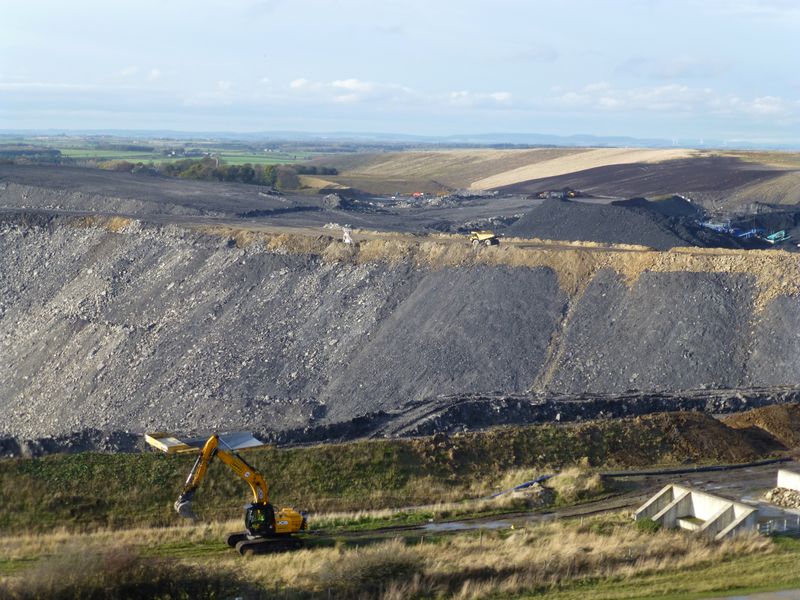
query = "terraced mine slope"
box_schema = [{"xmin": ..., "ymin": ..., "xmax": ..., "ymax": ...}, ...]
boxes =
[{"xmin": 3, "ymin": 212, "xmax": 800, "ymax": 443}]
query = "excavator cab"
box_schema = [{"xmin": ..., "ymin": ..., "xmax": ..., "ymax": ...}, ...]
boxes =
[{"xmin": 244, "ymin": 502, "xmax": 276, "ymax": 536}]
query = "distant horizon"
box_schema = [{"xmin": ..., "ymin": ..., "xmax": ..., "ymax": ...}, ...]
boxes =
[{"xmin": 2, "ymin": 127, "xmax": 799, "ymax": 152}]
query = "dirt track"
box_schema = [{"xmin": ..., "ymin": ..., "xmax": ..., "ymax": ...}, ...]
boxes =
[{"xmin": 312, "ymin": 459, "xmax": 800, "ymax": 542}]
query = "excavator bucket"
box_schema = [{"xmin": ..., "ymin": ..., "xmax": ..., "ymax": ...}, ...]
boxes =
[{"xmin": 175, "ymin": 499, "xmax": 198, "ymax": 521}]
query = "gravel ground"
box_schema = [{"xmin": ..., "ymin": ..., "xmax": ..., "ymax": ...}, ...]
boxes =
[
  {"xmin": 747, "ymin": 295, "xmax": 800, "ymax": 385},
  {"xmin": 322, "ymin": 265, "xmax": 566, "ymax": 420}
]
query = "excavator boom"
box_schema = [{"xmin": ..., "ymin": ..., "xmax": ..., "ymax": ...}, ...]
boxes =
[{"xmin": 175, "ymin": 434, "xmax": 269, "ymax": 520}]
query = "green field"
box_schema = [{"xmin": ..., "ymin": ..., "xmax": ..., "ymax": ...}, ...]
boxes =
[
  {"xmin": 56, "ymin": 147, "xmax": 319, "ymax": 165},
  {"xmin": 58, "ymin": 148, "xmax": 161, "ymax": 161}
]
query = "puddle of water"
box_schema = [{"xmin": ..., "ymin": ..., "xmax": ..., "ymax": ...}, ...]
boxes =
[
  {"xmin": 422, "ymin": 520, "xmax": 512, "ymax": 532},
  {"xmin": 712, "ymin": 590, "xmax": 800, "ymax": 600}
]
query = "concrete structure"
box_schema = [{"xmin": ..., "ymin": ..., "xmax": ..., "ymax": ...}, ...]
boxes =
[
  {"xmin": 634, "ymin": 484, "xmax": 758, "ymax": 540},
  {"xmin": 777, "ymin": 469, "xmax": 800, "ymax": 493}
]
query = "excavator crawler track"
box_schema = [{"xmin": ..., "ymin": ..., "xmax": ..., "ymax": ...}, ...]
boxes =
[
  {"xmin": 226, "ymin": 531, "xmax": 250, "ymax": 548},
  {"xmin": 235, "ymin": 536, "xmax": 303, "ymax": 556}
]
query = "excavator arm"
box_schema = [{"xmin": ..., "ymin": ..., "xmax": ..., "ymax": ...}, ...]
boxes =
[{"xmin": 175, "ymin": 434, "xmax": 269, "ymax": 520}]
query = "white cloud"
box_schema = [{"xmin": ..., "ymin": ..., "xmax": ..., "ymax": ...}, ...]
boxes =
[
  {"xmin": 290, "ymin": 77, "xmax": 415, "ymax": 104},
  {"xmin": 505, "ymin": 46, "xmax": 559, "ymax": 63},
  {"xmin": 619, "ymin": 55, "xmax": 729, "ymax": 80},
  {"xmin": 549, "ymin": 82, "xmax": 799, "ymax": 122},
  {"xmin": 583, "ymin": 81, "xmax": 612, "ymax": 93},
  {"xmin": 332, "ymin": 78, "xmax": 375, "ymax": 92},
  {"xmin": 288, "ymin": 77, "xmax": 510, "ymax": 109},
  {"xmin": 116, "ymin": 65, "xmax": 139, "ymax": 78},
  {"xmin": 448, "ymin": 90, "xmax": 512, "ymax": 107},
  {"xmin": 147, "ymin": 68, "xmax": 161, "ymax": 81}
]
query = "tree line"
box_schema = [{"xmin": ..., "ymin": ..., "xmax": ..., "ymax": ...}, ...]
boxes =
[{"xmin": 98, "ymin": 158, "xmax": 338, "ymax": 189}]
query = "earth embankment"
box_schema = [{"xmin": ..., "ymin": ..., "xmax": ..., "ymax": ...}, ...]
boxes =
[{"xmin": 3, "ymin": 213, "xmax": 800, "ymax": 441}]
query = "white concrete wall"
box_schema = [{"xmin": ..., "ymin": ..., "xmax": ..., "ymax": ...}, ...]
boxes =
[
  {"xmin": 777, "ymin": 469, "xmax": 800, "ymax": 492},
  {"xmin": 687, "ymin": 488, "xmax": 736, "ymax": 520},
  {"xmin": 657, "ymin": 490, "xmax": 692, "ymax": 529},
  {"xmin": 634, "ymin": 485, "xmax": 676, "ymax": 521},
  {"xmin": 635, "ymin": 484, "xmax": 759, "ymax": 539}
]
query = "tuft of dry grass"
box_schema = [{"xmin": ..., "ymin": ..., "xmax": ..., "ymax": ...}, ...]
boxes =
[
  {"xmin": 105, "ymin": 216, "xmax": 134, "ymax": 232},
  {"xmin": 548, "ymin": 462, "xmax": 605, "ymax": 504},
  {"xmin": 0, "ymin": 542, "xmax": 240, "ymax": 600}
]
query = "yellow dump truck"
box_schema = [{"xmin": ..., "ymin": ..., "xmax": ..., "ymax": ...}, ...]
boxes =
[{"xmin": 469, "ymin": 230, "xmax": 499, "ymax": 247}]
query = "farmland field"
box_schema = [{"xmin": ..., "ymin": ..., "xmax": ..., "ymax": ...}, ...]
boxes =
[{"xmin": 58, "ymin": 147, "xmax": 320, "ymax": 165}]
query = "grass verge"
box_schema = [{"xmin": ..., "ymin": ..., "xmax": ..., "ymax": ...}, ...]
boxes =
[{"xmin": 3, "ymin": 514, "xmax": 796, "ymax": 600}]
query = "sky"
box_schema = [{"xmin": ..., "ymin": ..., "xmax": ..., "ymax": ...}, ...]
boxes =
[{"xmin": 2, "ymin": 0, "xmax": 800, "ymax": 144}]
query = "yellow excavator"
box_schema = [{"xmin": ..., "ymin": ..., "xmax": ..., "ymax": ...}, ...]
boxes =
[{"xmin": 174, "ymin": 433, "xmax": 307, "ymax": 555}]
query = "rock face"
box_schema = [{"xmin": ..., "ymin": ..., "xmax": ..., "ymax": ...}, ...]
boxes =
[
  {"xmin": 0, "ymin": 215, "xmax": 564, "ymax": 439},
  {"xmin": 3, "ymin": 213, "xmax": 800, "ymax": 442}
]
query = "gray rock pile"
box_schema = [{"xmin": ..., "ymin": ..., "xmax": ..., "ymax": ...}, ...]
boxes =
[{"xmin": 764, "ymin": 487, "xmax": 800, "ymax": 508}]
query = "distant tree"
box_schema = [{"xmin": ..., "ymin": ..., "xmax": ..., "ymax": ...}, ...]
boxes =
[
  {"xmin": 274, "ymin": 166, "xmax": 299, "ymax": 190},
  {"xmin": 239, "ymin": 164, "xmax": 255, "ymax": 183}
]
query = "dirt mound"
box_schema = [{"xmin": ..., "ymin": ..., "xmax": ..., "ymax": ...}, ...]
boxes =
[
  {"xmin": 723, "ymin": 403, "xmax": 800, "ymax": 448},
  {"xmin": 507, "ymin": 197, "xmax": 753, "ymax": 249},
  {"xmin": 507, "ymin": 198, "xmax": 689, "ymax": 249},
  {"xmin": 612, "ymin": 195, "xmax": 704, "ymax": 219},
  {"xmin": 547, "ymin": 270, "xmax": 756, "ymax": 393},
  {"xmin": 615, "ymin": 412, "xmax": 779, "ymax": 465}
]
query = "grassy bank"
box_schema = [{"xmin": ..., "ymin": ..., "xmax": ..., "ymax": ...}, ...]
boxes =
[
  {"xmin": 0, "ymin": 411, "xmax": 779, "ymax": 534},
  {"xmin": 2, "ymin": 514, "xmax": 798, "ymax": 599}
]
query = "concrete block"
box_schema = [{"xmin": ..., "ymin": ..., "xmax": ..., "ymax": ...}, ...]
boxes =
[{"xmin": 777, "ymin": 469, "xmax": 800, "ymax": 493}]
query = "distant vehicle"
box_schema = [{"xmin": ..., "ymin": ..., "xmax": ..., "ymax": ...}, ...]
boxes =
[
  {"xmin": 469, "ymin": 230, "xmax": 499, "ymax": 247},
  {"xmin": 765, "ymin": 230, "xmax": 791, "ymax": 244}
]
